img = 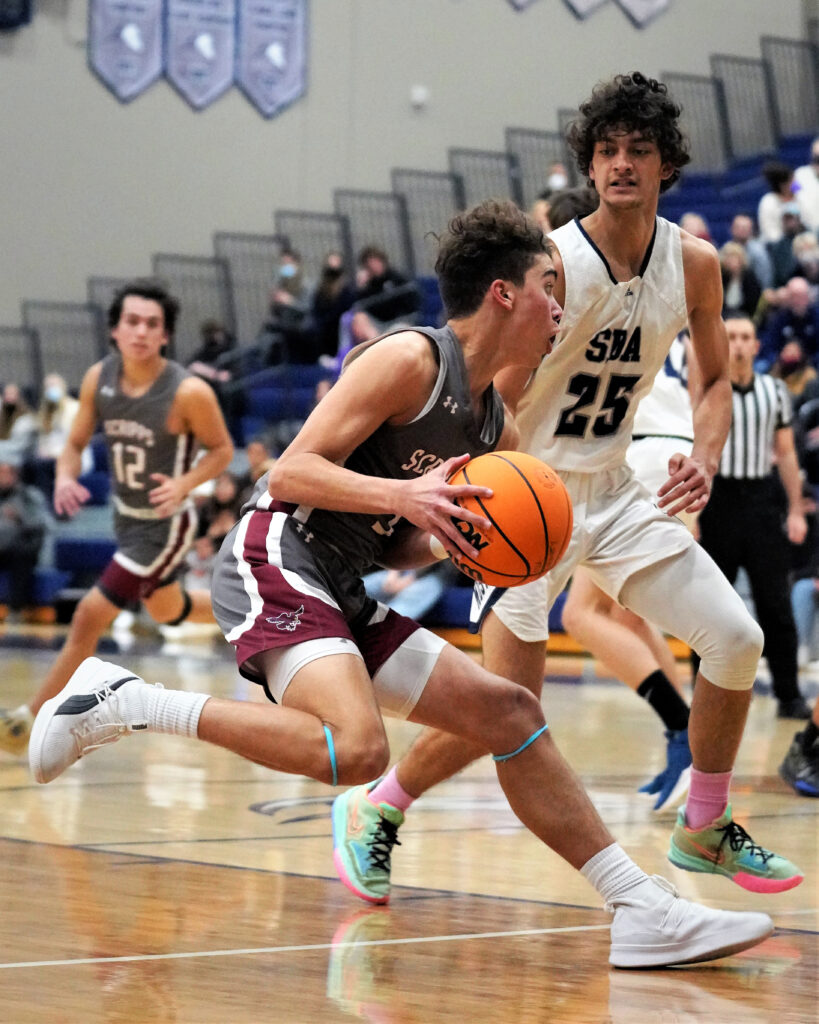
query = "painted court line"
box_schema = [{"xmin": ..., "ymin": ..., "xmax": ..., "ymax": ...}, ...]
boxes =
[{"xmin": 0, "ymin": 923, "xmax": 610, "ymax": 970}]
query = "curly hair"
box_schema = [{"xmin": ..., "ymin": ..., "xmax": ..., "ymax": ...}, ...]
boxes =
[
  {"xmin": 566, "ymin": 72, "xmax": 690, "ymax": 194},
  {"xmin": 434, "ymin": 199, "xmax": 552, "ymax": 319}
]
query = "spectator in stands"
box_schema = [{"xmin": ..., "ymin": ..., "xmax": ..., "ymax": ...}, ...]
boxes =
[
  {"xmin": 183, "ymin": 532, "xmax": 218, "ymax": 594},
  {"xmin": 187, "ymin": 319, "xmax": 234, "ymax": 386},
  {"xmin": 236, "ymin": 437, "xmax": 277, "ymax": 506},
  {"xmin": 31, "ymin": 373, "xmax": 92, "ymax": 497},
  {"xmin": 0, "ymin": 458, "xmax": 50, "ymax": 622},
  {"xmin": 0, "ymin": 383, "xmax": 37, "ymax": 464},
  {"xmin": 678, "ymin": 212, "xmax": 712, "ymax": 243},
  {"xmin": 730, "ymin": 213, "xmax": 773, "ymax": 290},
  {"xmin": 719, "ymin": 241, "xmax": 762, "ymax": 319},
  {"xmin": 546, "ymin": 186, "xmax": 599, "ymax": 226},
  {"xmin": 761, "ymin": 276, "xmax": 819, "ymax": 370},
  {"xmin": 529, "ymin": 190, "xmax": 553, "ymax": 234},
  {"xmin": 197, "ymin": 470, "xmax": 242, "ymax": 547},
  {"xmin": 793, "ymin": 135, "xmax": 819, "ymax": 234},
  {"xmin": 349, "ymin": 245, "xmax": 421, "ymax": 344},
  {"xmin": 771, "ymin": 340, "xmax": 817, "ymax": 410},
  {"xmin": 768, "ymin": 202, "xmax": 805, "ymax": 288},
  {"xmin": 361, "ymin": 563, "xmax": 453, "ymax": 622},
  {"xmin": 758, "ymin": 161, "xmax": 796, "ymax": 244},
  {"xmin": 310, "ymin": 251, "xmax": 356, "ymax": 360},
  {"xmin": 269, "ymin": 248, "xmax": 312, "ymax": 316},
  {"xmin": 265, "ymin": 248, "xmax": 317, "ymax": 364},
  {"xmin": 792, "ymin": 230, "xmax": 819, "ymax": 288}
]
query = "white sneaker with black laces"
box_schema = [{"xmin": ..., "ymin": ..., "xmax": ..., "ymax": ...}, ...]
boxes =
[
  {"xmin": 608, "ymin": 875, "xmax": 774, "ymax": 968},
  {"xmin": 29, "ymin": 657, "xmax": 150, "ymax": 784}
]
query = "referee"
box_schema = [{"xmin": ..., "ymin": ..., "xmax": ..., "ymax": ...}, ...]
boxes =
[{"xmin": 697, "ymin": 314, "xmax": 811, "ymax": 719}]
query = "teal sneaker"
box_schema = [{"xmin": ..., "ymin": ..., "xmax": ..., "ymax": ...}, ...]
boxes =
[
  {"xmin": 668, "ymin": 804, "xmax": 803, "ymax": 894},
  {"xmin": 332, "ymin": 783, "xmax": 403, "ymax": 904}
]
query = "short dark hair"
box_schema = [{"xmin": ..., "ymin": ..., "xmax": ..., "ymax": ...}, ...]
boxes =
[
  {"xmin": 434, "ymin": 199, "xmax": 552, "ymax": 319},
  {"xmin": 358, "ymin": 245, "xmax": 388, "ymax": 266},
  {"xmin": 566, "ymin": 72, "xmax": 690, "ymax": 194},
  {"xmin": 108, "ymin": 278, "xmax": 180, "ymax": 337},
  {"xmin": 547, "ymin": 186, "xmax": 600, "ymax": 230},
  {"xmin": 762, "ymin": 160, "xmax": 793, "ymax": 191}
]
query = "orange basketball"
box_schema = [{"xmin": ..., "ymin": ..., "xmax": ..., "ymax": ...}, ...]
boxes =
[{"xmin": 446, "ymin": 451, "xmax": 573, "ymax": 587}]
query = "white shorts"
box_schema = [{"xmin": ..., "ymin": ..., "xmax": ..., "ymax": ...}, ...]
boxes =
[
  {"xmin": 494, "ymin": 464, "xmax": 694, "ymax": 642},
  {"xmin": 627, "ymin": 435, "xmax": 696, "ymax": 530}
]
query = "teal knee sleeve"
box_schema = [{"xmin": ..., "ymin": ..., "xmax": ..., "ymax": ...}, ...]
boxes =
[
  {"xmin": 492, "ymin": 723, "xmax": 549, "ymax": 763},
  {"xmin": 323, "ymin": 724, "xmax": 338, "ymax": 786}
]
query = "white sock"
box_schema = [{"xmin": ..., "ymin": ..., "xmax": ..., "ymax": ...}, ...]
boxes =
[
  {"xmin": 137, "ymin": 683, "xmax": 210, "ymax": 738},
  {"xmin": 580, "ymin": 843, "xmax": 653, "ymax": 905}
]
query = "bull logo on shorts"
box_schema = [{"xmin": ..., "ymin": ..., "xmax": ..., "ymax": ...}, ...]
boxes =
[{"xmin": 266, "ymin": 605, "xmax": 304, "ymax": 631}]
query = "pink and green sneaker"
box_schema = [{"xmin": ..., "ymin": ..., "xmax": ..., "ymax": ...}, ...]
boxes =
[
  {"xmin": 668, "ymin": 804, "xmax": 803, "ymax": 894},
  {"xmin": 332, "ymin": 783, "xmax": 403, "ymax": 904}
]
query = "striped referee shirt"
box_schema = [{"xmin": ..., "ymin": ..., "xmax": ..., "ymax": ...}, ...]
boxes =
[{"xmin": 718, "ymin": 373, "xmax": 792, "ymax": 480}]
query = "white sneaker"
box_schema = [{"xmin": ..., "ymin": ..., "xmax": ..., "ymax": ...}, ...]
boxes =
[
  {"xmin": 608, "ymin": 875, "xmax": 773, "ymax": 968},
  {"xmin": 29, "ymin": 657, "xmax": 150, "ymax": 784}
]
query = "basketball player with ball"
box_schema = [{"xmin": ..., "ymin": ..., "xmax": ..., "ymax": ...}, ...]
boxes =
[
  {"xmin": 334, "ymin": 72, "xmax": 803, "ymax": 909},
  {"xmin": 29, "ymin": 197, "xmax": 775, "ymax": 968}
]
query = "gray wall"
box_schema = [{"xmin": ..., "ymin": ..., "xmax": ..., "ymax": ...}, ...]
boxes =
[{"xmin": 0, "ymin": 0, "xmax": 810, "ymax": 323}]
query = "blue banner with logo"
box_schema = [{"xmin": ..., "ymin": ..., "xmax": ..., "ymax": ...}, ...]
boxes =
[
  {"xmin": 615, "ymin": 0, "xmax": 670, "ymax": 26},
  {"xmin": 236, "ymin": 0, "xmax": 308, "ymax": 119},
  {"xmin": 562, "ymin": 0, "xmax": 610, "ymax": 17},
  {"xmin": 89, "ymin": 0, "xmax": 164, "ymax": 102},
  {"xmin": 166, "ymin": 0, "xmax": 236, "ymax": 109}
]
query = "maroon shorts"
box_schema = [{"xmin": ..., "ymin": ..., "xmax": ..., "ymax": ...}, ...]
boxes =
[
  {"xmin": 211, "ymin": 509, "xmax": 422, "ymax": 686},
  {"xmin": 98, "ymin": 507, "xmax": 196, "ymax": 607}
]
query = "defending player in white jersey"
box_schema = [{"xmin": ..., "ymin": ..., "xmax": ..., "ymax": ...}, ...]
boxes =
[{"xmin": 334, "ymin": 71, "xmax": 803, "ymax": 903}]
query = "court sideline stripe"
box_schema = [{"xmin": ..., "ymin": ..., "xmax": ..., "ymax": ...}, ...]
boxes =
[{"xmin": 0, "ymin": 923, "xmax": 610, "ymax": 970}]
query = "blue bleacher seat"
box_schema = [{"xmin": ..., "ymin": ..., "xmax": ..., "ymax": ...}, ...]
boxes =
[
  {"xmin": 247, "ymin": 386, "xmax": 315, "ymax": 421},
  {"xmin": 78, "ymin": 469, "xmax": 110, "ymax": 506},
  {"xmin": 54, "ymin": 537, "xmax": 117, "ymax": 575},
  {"xmin": 0, "ymin": 567, "xmax": 72, "ymax": 605}
]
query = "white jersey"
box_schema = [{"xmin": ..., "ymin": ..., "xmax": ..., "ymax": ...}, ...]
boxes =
[
  {"xmin": 631, "ymin": 334, "xmax": 694, "ymax": 441},
  {"xmin": 516, "ymin": 216, "xmax": 688, "ymax": 473}
]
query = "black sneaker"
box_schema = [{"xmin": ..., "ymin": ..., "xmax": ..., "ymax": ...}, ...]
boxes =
[
  {"xmin": 779, "ymin": 732, "xmax": 819, "ymax": 797},
  {"xmin": 776, "ymin": 698, "xmax": 812, "ymax": 720}
]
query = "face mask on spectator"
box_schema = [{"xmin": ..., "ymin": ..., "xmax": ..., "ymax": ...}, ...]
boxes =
[
  {"xmin": 780, "ymin": 354, "xmax": 806, "ymax": 376},
  {"xmin": 45, "ymin": 385, "xmax": 64, "ymax": 404}
]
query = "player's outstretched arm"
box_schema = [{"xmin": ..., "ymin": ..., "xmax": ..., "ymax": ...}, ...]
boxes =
[
  {"xmin": 268, "ymin": 332, "xmax": 492, "ymax": 559},
  {"xmin": 658, "ymin": 236, "xmax": 731, "ymax": 517},
  {"xmin": 53, "ymin": 363, "xmax": 101, "ymax": 517},
  {"xmin": 149, "ymin": 377, "xmax": 234, "ymax": 517}
]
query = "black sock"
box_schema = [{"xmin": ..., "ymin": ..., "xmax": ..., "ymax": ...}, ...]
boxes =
[
  {"xmin": 636, "ymin": 669, "xmax": 690, "ymax": 732},
  {"xmin": 800, "ymin": 719, "xmax": 819, "ymax": 752}
]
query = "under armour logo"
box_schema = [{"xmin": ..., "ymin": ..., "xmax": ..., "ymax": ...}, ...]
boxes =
[
  {"xmin": 295, "ymin": 523, "xmax": 314, "ymax": 543},
  {"xmin": 100, "ymin": 386, "xmax": 116, "ymax": 396},
  {"xmin": 624, "ymin": 288, "xmax": 634, "ymax": 298},
  {"xmin": 266, "ymin": 605, "xmax": 304, "ymax": 631},
  {"xmin": 443, "ymin": 395, "xmax": 458, "ymax": 414}
]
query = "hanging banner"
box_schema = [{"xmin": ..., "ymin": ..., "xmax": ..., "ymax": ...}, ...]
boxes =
[
  {"xmin": 166, "ymin": 0, "xmax": 236, "ymax": 110},
  {"xmin": 88, "ymin": 0, "xmax": 163, "ymax": 103},
  {"xmin": 562, "ymin": 0, "xmax": 609, "ymax": 15},
  {"xmin": 615, "ymin": 0, "xmax": 670, "ymax": 27},
  {"xmin": 236, "ymin": 0, "xmax": 308, "ymax": 119}
]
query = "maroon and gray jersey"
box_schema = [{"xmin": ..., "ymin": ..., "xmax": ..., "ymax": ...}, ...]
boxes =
[
  {"xmin": 242, "ymin": 325, "xmax": 506, "ymax": 576},
  {"xmin": 95, "ymin": 354, "xmax": 196, "ymax": 518}
]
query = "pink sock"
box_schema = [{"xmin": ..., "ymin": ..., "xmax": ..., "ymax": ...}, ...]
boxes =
[
  {"xmin": 368, "ymin": 766, "xmax": 416, "ymax": 812},
  {"xmin": 684, "ymin": 767, "xmax": 732, "ymax": 829}
]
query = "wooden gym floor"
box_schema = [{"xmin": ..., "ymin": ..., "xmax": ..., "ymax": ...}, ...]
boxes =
[{"xmin": 0, "ymin": 624, "xmax": 816, "ymax": 1023}]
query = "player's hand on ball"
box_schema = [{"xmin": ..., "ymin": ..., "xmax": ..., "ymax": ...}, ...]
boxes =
[{"xmin": 398, "ymin": 453, "xmax": 493, "ymax": 561}]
